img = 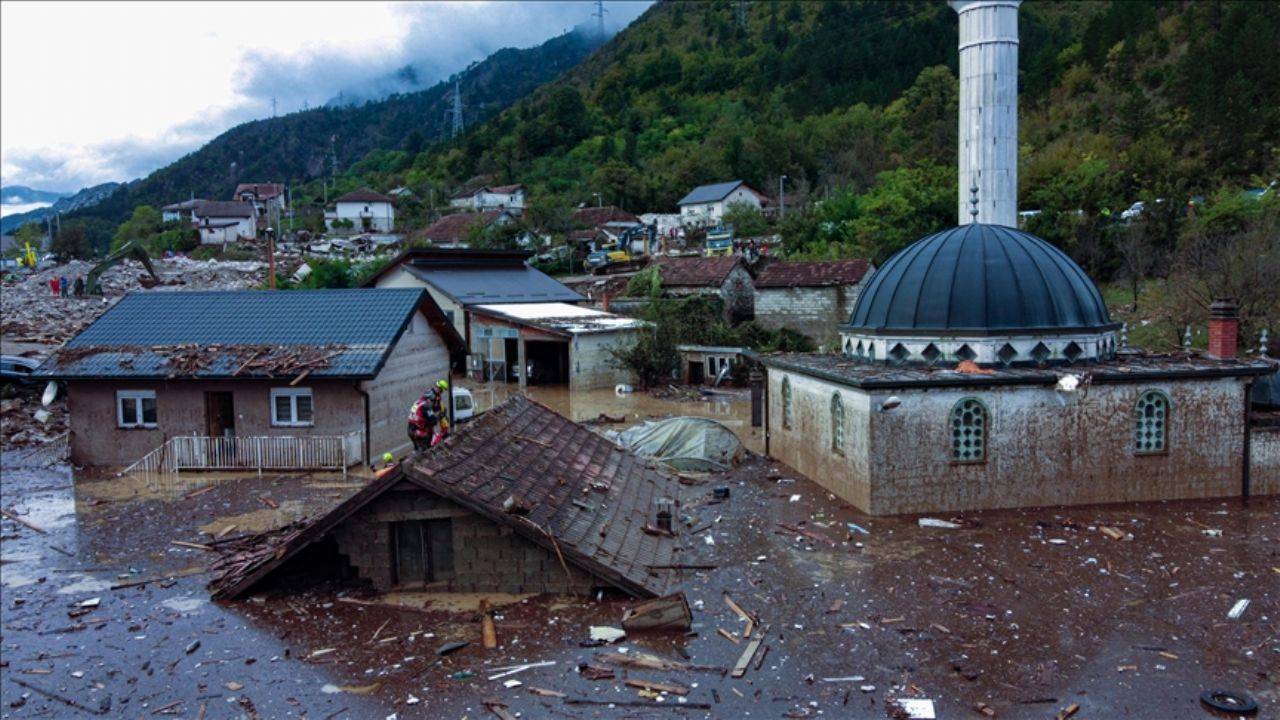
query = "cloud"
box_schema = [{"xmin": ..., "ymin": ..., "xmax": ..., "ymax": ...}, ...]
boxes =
[{"xmin": 1, "ymin": 1, "xmax": 653, "ymax": 193}]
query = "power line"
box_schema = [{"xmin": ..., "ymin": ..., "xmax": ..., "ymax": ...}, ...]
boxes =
[{"xmin": 592, "ymin": 0, "xmax": 608, "ymax": 39}]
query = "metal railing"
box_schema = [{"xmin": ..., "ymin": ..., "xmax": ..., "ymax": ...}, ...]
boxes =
[{"xmin": 121, "ymin": 433, "xmax": 358, "ymax": 487}]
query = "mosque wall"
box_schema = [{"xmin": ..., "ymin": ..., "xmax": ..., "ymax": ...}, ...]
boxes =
[{"xmin": 766, "ymin": 369, "xmax": 1255, "ymax": 515}]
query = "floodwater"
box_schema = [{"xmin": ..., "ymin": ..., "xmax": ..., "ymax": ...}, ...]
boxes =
[{"xmin": 2, "ymin": 387, "xmax": 1278, "ymax": 719}]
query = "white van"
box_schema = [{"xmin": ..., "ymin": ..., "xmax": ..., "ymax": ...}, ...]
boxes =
[{"xmin": 452, "ymin": 386, "xmax": 475, "ymax": 422}]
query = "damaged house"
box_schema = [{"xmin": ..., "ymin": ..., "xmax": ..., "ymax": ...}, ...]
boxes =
[
  {"xmin": 753, "ymin": 259, "xmax": 874, "ymax": 344},
  {"xmin": 211, "ymin": 396, "xmax": 679, "ymax": 599},
  {"xmin": 35, "ymin": 288, "xmax": 464, "ymax": 468}
]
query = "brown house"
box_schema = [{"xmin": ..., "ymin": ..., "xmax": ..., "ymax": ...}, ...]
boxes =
[
  {"xmin": 36, "ymin": 288, "xmax": 464, "ymax": 468},
  {"xmin": 649, "ymin": 255, "xmax": 755, "ymax": 321},
  {"xmin": 753, "ymin": 259, "xmax": 874, "ymax": 343},
  {"xmin": 413, "ymin": 210, "xmax": 515, "ymax": 247},
  {"xmin": 211, "ymin": 396, "xmax": 679, "ymax": 599}
]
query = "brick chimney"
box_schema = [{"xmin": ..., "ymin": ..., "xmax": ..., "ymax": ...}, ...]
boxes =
[{"xmin": 1208, "ymin": 298, "xmax": 1239, "ymax": 359}]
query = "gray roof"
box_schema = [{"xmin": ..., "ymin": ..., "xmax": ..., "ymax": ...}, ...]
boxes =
[
  {"xmin": 404, "ymin": 264, "xmax": 583, "ymax": 306},
  {"xmin": 678, "ymin": 180, "xmax": 746, "ymax": 206},
  {"xmin": 849, "ymin": 224, "xmax": 1115, "ymax": 335},
  {"xmin": 194, "ymin": 200, "xmax": 255, "ymax": 218},
  {"xmin": 36, "ymin": 288, "xmax": 430, "ymax": 380}
]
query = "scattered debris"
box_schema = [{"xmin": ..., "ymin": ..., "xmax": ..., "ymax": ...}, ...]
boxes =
[
  {"xmin": 918, "ymin": 518, "xmax": 962, "ymax": 529},
  {"xmin": 621, "ymin": 592, "xmax": 693, "ymax": 632},
  {"xmin": 1227, "ymin": 598, "xmax": 1250, "ymax": 619},
  {"xmin": 436, "ymin": 641, "xmax": 470, "ymax": 656},
  {"xmin": 588, "ymin": 626, "xmax": 626, "ymax": 644}
]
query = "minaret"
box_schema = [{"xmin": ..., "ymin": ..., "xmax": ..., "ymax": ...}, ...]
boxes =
[{"xmin": 950, "ymin": 0, "xmax": 1020, "ymax": 227}]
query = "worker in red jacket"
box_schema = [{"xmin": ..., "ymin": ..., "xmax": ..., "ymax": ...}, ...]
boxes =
[{"xmin": 406, "ymin": 392, "xmax": 436, "ymax": 452}]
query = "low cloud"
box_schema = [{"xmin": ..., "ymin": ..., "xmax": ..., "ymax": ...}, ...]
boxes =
[{"xmin": 2, "ymin": 1, "xmax": 652, "ymax": 193}]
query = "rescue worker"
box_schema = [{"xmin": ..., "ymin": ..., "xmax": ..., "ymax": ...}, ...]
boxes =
[
  {"xmin": 429, "ymin": 379, "xmax": 450, "ymax": 445},
  {"xmin": 407, "ymin": 392, "xmax": 436, "ymax": 452},
  {"xmin": 73, "ymin": 276, "xmax": 85, "ymax": 297}
]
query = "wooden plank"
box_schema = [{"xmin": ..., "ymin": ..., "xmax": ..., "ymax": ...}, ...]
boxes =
[
  {"xmin": 624, "ymin": 678, "xmax": 691, "ymax": 696},
  {"xmin": 731, "ymin": 624, "xmax": 768, "ymax": 678}
]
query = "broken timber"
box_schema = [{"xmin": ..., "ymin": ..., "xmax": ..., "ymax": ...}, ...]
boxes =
[{"xmin": 732, "ymin": 623, "xmax": 769, "ymax": 678}]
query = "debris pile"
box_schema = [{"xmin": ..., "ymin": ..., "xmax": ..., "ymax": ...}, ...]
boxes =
[
  {"xmin": 1, "ymin": 257, "xmax": 264, "ymax": 344},
  {"xmin": 0, "ymin": 395, "xmax": 67, "ymax": 447},
  {"xmin": 47, "ymin": 342, "xmax": 349, "ymax": 380}
]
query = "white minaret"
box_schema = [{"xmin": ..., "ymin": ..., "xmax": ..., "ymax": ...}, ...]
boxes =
[{"xmin": 950, "ymin": 0, "xmax": 1020, "ymax": 227}]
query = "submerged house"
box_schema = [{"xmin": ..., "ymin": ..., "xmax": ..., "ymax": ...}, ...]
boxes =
[
  {"xmin": 365, "ymin": 249, "xmax": 642, "ymax": 388},
  {"xmin": 35, "ymin": 289, "xmax": 464, "ymax": 468},
  {"xmin": 211, "ymin": 396, "xmax": 678, "ymax": 599},
  {"xmin": 756, "ymin": 0, "xmax": 1279, "ymax": 515}
]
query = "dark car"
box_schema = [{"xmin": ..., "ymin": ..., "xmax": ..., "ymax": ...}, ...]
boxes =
[{"xmin": 1, "ymin": 355, "xmax": 42, "ymax": 397}]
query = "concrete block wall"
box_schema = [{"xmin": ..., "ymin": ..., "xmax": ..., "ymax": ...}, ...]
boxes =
[
  {"xmin": 767, "ymin": 370, "xmax": 873, "ymax": 511},
  {"xmin": 754, "ymin": 286, "xmax": 858, "ymax": 345},
  {"xmin": 1251, "ymin": 426, "xmax": 1280, "ymax": 496},
  {"xmin": 362, "ymin": 311, "xmax": 451, "ymax": 463},
  {"xmin": 571, "ymin": 331, "xmax": 640, "ymax": 392},
  {"xmin": 332, "ymin": 485, "xmax": 597, "ymax": 594}
]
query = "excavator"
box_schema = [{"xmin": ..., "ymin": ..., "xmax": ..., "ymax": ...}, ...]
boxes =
[{"xmin": 84, "ymin": 240, "xmax": 164, "ymax": 295}]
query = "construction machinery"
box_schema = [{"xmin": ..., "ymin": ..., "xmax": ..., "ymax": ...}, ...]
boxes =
[
  {"xmin": 85, "ymin": 240, "xmax": 162, "ymax": 295},
  {"xmin": 705, "ymin": 226, "xmax": 734, "ymax": 256}
]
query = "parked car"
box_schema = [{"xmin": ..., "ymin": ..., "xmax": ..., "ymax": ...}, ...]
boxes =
[
  {"xmin": 1, "ymin": 355, "xmax": 41, "ymax": 397},
  {"xmin": 452, "ymin": 386, "xmax": 475, "ymax": 422}
]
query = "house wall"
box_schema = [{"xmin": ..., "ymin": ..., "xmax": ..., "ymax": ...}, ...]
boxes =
[
  {"xmin": 374, "ymin": 266, "xmax": 466, "ymax": 340},
  {"xmin": 755, "ymin": 283, "xmax": 864, "ymax": 345},
  {"xmin": 362, "ymin": 311, "xmax": 452, "ymax": 463},
  {"xmin": 1251, "ymin": 425, "xmax": 1280, "ymax": 496},
  {"xmin": 331, "ymin": 201, "xmax": 395, "ymax": 232},
  {"xmin": 767, "ymin": 370, "xmax": 873, "ymax": 511},
  {"xmin": 570, "ymin": 330, "xmax": 639, "ymax": 391},
  {"xmin": 196, "ymin": 216, "xmax": 255, "ymax": 244},
  {"xmin": 66, "ymin": 378, "xmax": 364, "ymax": 467},
  {"xmin": 332, "ymin": 483, "xmax": 596, "ymax": 593},
  {"xmin": 680, "ymin": 187, "xmax": 762, "ymax": 227}
]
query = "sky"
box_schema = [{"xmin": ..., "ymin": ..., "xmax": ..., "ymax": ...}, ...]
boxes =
[{"xmin": 0, "ymin": 1, "xmax": 651, "ymax": 194}]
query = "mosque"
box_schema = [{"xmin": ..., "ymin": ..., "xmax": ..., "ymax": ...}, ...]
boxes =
[{"xmin": 756, "ymin": 0, "xmax": 1278, "ymax": 515}]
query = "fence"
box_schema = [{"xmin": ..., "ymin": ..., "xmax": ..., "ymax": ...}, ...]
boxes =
[{"xmin": 122, "ymin": 433, "xmax": 358, "ymax": 487}]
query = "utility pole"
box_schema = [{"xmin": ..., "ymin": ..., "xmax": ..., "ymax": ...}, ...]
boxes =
[
  {"xmin": 266, "ymin": 202, "xmax": 277, "ymax": 290},
  {"xmin": 592, "ymin": 0, "xmax": 607, "ymax": 39},
  {"xmin": 778, "ymin": 174, "xmax": 787, "ymax": 221}
]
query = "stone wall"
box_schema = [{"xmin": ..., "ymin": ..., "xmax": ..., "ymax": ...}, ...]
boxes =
[
  {"xmin": 67, "ymin": 378, "xmax": 363, "ymax": 467},
  {"xmin": 754, "ymin": 284, "xmax": 862, "ymax": 345},
  {"xmin": 766, "ymin": 368, "xmax": 1254, "ymax": 515},
  {"xmin": 332, "ymin": 483, "xmax": 597, "ymax": 594},
  {"xmin": 1250, "ymin": 425, "xmax": 1280, "ymax": 496},
  {"xmin": 362, "ymin": 311, "xmax": 451, "ymax": 463}
]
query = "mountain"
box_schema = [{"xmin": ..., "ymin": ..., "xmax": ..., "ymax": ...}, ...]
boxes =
[
  {"xmin": 1, "ymin": 182, "xmax": 121, "ymax": 234},
  {"xmin": 324, "ymin": 0, "xmax": 1276, "ymax": 263},
  {"xmin": 1, "ymin": 186, "xmax": 69, "ymax": 206},
  {"xmin": 65, "ymin": 30, "xmax": 604, "ymax": 227}
]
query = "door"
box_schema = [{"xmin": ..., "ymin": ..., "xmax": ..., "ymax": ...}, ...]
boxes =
[
  {"xmin": 688, "ymin": 360, "xmax": 705, "ymax": 385},
  {"xmin": 393, "ymin": 519, "xmax": 454, "ymax": 587},
  {"xmin": 205, "ymin": 392, "xmax": 235, "ymax": 438},
  {"xmin": 504, "ymin": 339, "xmax": 520, "ymax": 382}
]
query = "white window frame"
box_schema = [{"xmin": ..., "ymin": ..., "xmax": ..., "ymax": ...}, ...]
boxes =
[
  {"xmin": 116, "ymin": 390, "xmax": 157, "ymax": 429},
  {"xmin": 270, "ymin": 387, "xmax": 314, "ymax": 427}
]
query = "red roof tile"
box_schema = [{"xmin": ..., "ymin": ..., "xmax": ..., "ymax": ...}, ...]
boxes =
[
  {"xmin": 654, "ymin": 255, "xmax": 746, "ymax": 287},
  {"xmin": 415, "ymin": 211, "xmax": 505, "ymax": 244},
  {"xmin": 754, "ymin": 259, "xmax": 872, "ymax": 288},
  {"xmin": 234, "ymin": 183, "xmax": 285, "ymax": 200},
  {"xmin": 333, "ymin": 188, "xmax": 394, "ymax": 204},
  {"xmin": 572, "ymin": 205, "xmax": 639, "ymax": 228}
]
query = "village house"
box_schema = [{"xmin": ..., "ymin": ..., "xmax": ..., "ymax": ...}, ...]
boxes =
[
  {"xmin": 756, "ymin": 0, "xmax": 1279, "ymax": 516},
  {"xmin": 34, "ymin": 288, "xmax": 465, "ymax": 469},
  {"xmin": 627, "ymin": 255, "xmax": 755, "ymax": 322},
  {"xmin": 364, "ymin": 248, "xmax": 640, "ymax": 389},
  {"xmin": 234, "ymin": 183, "xmax": 287, "ymax": 217},
  {"xmin": 753, "ymin": 259, "xmax": 875, "ymax": 344},
  {"xmin": 161, "ymin": 198, "xmax": 206, "ymax": 223},
  {"xmin": 677, "ymin": 180, "xmax": 768, "ymax": 228},
  {"xmin": 677, "ymin": 344, "xmax": 748, "ymax": 385},
  {"xmin": 325, "ymin": 188, "xmax": 396, "ymax": 233},
  {"xmin": 414, "ymin": 210, "xmax": 516, "ymax": 248},
  {"xmin": 211, "ymin": 396, "xmax": 678, "ymax": 599},
  {"xmin": 449, "ymin": 184, "xmax": 526, "ymax": 214},
  {"xmin": 191, "ymin": 200, "xmax": 256, "ymax": 244}
]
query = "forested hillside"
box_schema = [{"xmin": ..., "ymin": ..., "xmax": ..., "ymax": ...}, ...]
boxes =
[
  {"xmin": 322, "ymin": 0, "xmax": 1276, "ymax": 268},
  {"xmin": 65, "ymin": 30, "xmax": 603, "ymax": 230}
]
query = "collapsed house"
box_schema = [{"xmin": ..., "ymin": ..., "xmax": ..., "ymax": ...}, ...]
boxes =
[
  {"xmin": 210, "ymin": 396, "xmax": 679, "ymax": 599},
  {"xmin": 35, "ymin": 288, "xmax": 464, "ymax": 467}
]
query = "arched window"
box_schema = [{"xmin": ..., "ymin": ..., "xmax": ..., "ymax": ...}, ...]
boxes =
[
  {"xmin": 1134, "ymin": 390, "xmax": 1169, "ymax": 453},
  {"xmin": 831, "ymin": 393, "xmax": 845, "ymax": 455},
  {"xmin": 950, "ymin": 398, "xmax": 988, "ymax": 462},
  {"xmin": 781, "ymin": 377, "xmax": 793, "ymax": 430}
]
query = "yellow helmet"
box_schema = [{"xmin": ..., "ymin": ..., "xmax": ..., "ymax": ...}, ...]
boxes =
[
  {"xmin": 436, "ymin": 379, "xmax": 449, "ymax": 390},
  {"xmin": 382, "ymin": 452, "xmax": 394, "ymax": 463}
]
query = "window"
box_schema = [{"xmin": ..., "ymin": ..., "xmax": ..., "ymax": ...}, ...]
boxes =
[
  {"xmin": 393, "ymin": 519, "xmax": 454, "ymax": 585},
  {"xmin": 1134, "ymin": 390, "xmax": 1169, "ymax": 454},
  {"xmin": 950, "ymin": 398, "xmax": 988, "ymax": 462},
  {"xmin": 831, "ymin": 393, "xmax": 845, "ymax": 455},
  {"xmin": 781, "ymin": 377, "xmax": 793, "ymax": 429},
  {"xmin": 271, "ymin": 387, "xmax": 314, "ymax": 427},
  {"xmin": 116, "ymin": 390, "xmax": 157, "ymax": 428}
]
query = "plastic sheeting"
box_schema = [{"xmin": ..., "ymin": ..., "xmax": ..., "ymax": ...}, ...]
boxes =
[{"xmin": 610, "ymin": 416, "xmax": 744, "ymax": 471}]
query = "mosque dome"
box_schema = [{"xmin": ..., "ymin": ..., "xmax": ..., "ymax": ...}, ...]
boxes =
[{"xmin": 842, "ymin": 224, "xmax": 1118, "ymax": 366}]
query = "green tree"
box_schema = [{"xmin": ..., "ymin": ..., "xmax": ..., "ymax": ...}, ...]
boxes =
[
  {"xmin": 112, "ymin": 205, "xmax": 162, "ymax": 251},
  {"xmin": 52, "ymin": 226, "xmax": 92, "ymax": 260},
  {"xmin": 722, "ymin": 201, "xmax": 769, "ymax": 237}
]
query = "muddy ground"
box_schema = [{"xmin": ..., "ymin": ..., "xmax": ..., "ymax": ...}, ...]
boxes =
[{"xmin": 3, "ymin": 422, "xmax": 1276, "ymax": 719}]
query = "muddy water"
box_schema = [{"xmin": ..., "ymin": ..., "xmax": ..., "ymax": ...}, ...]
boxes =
[{"xmin": 464, "ymin": 381, "xmax": 766, "ymax": 453}]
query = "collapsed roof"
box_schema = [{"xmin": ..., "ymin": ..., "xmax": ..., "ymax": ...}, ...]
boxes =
[{"xmin": 211, "ymin": 396, "xmax": 681, "ymax": 599}]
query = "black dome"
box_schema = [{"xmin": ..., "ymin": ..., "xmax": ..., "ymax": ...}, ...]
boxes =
[{"xmin": 848, "ymin": 224, "xmax": 1114, "ymax": 334}]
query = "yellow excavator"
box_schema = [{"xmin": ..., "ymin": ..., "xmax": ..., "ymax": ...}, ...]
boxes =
[{"xmin": 85, "ymin": 240, "xmax": 162, "ymax": 295}]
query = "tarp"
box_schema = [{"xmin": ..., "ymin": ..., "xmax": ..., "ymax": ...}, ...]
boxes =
[{"xmin": 611, "ymin": 417, "xmax": 744, "ymax": 471}]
